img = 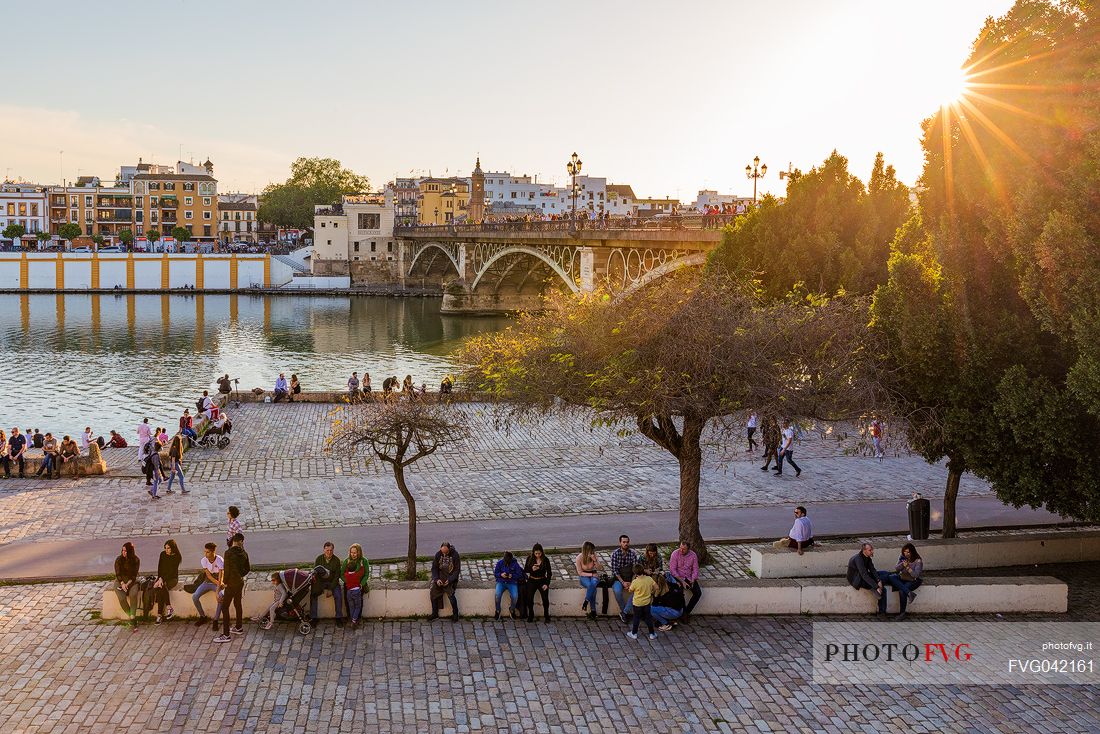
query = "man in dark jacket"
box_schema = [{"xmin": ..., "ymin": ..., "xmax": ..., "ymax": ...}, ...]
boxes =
[
  {"xmin": 216, "ymin": 533, "xmax": 250, "ymax": 642},
  {"xmin": 847, "ymin": 542, "xmax": 884, "ymax": 613},
  {"xmin": 310, "ymin": 542, "xmax": 344, "ymax": 627},
  {"xmin": 429, "ymin": 542, "xmax": 460, "ymax": 621}
]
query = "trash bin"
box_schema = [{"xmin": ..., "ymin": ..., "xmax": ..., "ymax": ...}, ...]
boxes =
[{"xmin": 907, "ymin": 495, "xmax": 931, "ymax": 540}]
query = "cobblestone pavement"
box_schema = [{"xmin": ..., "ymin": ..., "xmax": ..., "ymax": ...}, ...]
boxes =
[
  {"xmin": 0, "ymin": 404, "xmax": 992, "ymax": 543},
  {"xmin": 1, "ymin": 563, "xmax": 1097, "ymax": 734}
]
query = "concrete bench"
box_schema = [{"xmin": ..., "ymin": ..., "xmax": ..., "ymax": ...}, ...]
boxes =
[
  {"xmin": 750, "ymin": 530, "xmax": 1100, "ymax": 579},
  {"xmin": 101, "ymin": 575, "xmax": 1066, "ymax": 620}
]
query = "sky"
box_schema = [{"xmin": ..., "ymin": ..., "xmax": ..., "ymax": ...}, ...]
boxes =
[{"xmin": 2, "ymin": 0, "xmax": 1016, "ymax": 199}]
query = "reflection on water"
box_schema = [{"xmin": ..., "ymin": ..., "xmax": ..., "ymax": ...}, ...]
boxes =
[{"xmin": 0, "ymin": 294, "xmax": 510, "ymax": 435}]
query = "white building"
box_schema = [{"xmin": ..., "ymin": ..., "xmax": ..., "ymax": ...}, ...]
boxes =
[
  {"xmin": 692, "ymin": 190, "xmax": 753, "ymax": 212},
  {"xmin": 1, "ymin": 183, "xmax": 50, "ymax": 244},
  {"xmin": 218, "ymin": 193, "xmax": 259, "ymax": 244},
  {"xmin": 312, "ymin": 191, "xmax": 396, "ymax": 273},
  {"xmin": 478, "ymin": 168, "xmax": 640, "ymax": 218}
]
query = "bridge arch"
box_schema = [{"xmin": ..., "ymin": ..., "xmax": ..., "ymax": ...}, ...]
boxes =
[
  {"xmin": 470, "ymin": 245, "xmax": 581, "ymax": 295},
  {"xmin": 616, "ymin": 252, "xmax": 707, "ymax": 299},
  {"xmin": 406, "ymin": 242, "xmax": 461, "ymax": 280}
]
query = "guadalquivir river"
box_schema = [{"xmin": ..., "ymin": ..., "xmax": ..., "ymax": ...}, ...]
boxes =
[{"xmin": 0, "ymin": 294, "xmax": 510, "ymax": 437}]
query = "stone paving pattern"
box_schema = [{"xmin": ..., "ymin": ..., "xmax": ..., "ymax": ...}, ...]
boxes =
[
  {"xmin": 1, "ymin": 563, "xmax": 1097, "ymax": 733},
  {"xmin": 0, "ymin": 404, "xmax": 991, "ymax": 543}
]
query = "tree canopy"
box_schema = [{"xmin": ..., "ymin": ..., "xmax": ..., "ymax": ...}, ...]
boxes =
[
  {"xmin": 57, "ymin": 223, "xmax": 81, "ymax": 243},
  {"xmin": 459, "ymin": 270, "xmax": 881, "ymax": 562},
  {"xmin": 873, "ymin": 0, "xmax": 1100, "ymax": 527},
  {"xmin": 709, "ymin": 151, "xmax": 910, "ymax": 298},
  {"xmin": 258, "ymin": 157, "xmax": 370, "ymax": 231}
]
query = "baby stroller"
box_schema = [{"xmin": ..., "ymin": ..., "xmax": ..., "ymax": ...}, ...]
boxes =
[
  {"xmin": 256, "ymin": 566, "xmax": 326, "ymax": 635},
  {"xmin": 197, "ymin": 416, "xmax": 233, "ymax": 450}
]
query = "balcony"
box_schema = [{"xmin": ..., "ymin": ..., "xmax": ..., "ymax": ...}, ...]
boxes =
[{"xmin": 160, "ymin": 196, "xmax": 178, "ymax": 209}]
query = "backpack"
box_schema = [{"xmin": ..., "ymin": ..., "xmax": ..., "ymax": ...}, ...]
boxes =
[
  {"xmin": 139, "ymin": 575, "xmax": 159, "ymax": 617},
  {"xmin": 196, "ymin": 397, "xmax": 205, "ymax": 414}
]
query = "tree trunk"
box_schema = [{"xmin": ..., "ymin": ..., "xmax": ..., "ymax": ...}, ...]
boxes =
[
  {"xmin": 678, "ymin": 414, "xmax": 708, "ymax": 564},
  {"xmin": 393, "ymin": 464, "xmax": 418, "ymax": 580},
  {"xmin": 942, "ymin": 457, "xmax": 963, "ymax": 539}
]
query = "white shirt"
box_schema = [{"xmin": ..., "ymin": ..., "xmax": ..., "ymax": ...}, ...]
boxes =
[
  {"xmin": 201, "ymin": 555, "xmax": 224, "ymax": 575},
  {"xmin": 789, "ymin": 515, "xmax": 813, "ymax": 542},
  {"xmin": 781, "ymin": 426, "xmax": 795, "ymax": 451},
  {"xmin": 202, "ymin": 396, "xmax": 214, "ymax": 410},
  {"xmin": 81, "ymin": 431, "xmax": 92, "ymax": 450},
  {"xmin": 747, "ymin": 413, "xmax": 758, "ymax": 429}
]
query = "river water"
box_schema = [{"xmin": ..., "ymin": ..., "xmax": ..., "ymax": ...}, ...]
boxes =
[{"xmin": 0, "ymin": 294, "xmax": 509, "ymax": 437}]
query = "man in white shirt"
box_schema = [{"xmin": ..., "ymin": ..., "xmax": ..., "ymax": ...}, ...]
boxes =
[
  {"xmin": 81, "ymin": 427, "xmax": 94, "ymax": 451},
  {"xmin": 136, "ymin": 418, "xmax": 152, "ymax": 455},
  {"xmin": 773, "ymin": 418, "xmax": 802, "ymax": 477},
  {"xmin": 192, "ymin": 542, "xmax": 225, "ymax": 629},
  {"xmin": 773, "ymin": 506, "xmax": 814, "ymax": 554}
]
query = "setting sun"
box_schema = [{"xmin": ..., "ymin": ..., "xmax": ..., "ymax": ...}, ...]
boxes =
[{"xmin": 939, "ymin": 66, "xmax": 973, "ymax": 106}]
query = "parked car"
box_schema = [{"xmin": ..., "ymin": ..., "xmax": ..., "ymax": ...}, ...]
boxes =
[
  {"xmin": 71, "ymin": 247, "xmax": 92, "ymax": 253},
  {"xmin": 97, "ymin": 247, "xmax": 124, "ymax": 253}
]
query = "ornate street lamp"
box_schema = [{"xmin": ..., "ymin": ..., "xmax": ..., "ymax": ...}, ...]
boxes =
[
  {"xmin": 745, "ymin": 155, "xmax": 767, "ymax": 204},
  {"xmin": 566, "ymin": 152, "xmax": 583, "ymax": 219}
]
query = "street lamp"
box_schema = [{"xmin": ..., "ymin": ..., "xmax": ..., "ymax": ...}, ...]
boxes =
[
  {"xmin": 566, "ymin": 152, "xmax": 583, "ymax": 219},
  {"xmin": 745, "ymin": 155, "xmax": 767, "ymax": 204}
]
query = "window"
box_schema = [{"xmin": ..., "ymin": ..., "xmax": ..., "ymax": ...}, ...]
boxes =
[
  {"xmin": 149, "ymin": 182, "xmax": 160, "ymax": 190},
  {"xmin": 320, "ymin": 222, "xmax": 326, "ymax": 227},
  {"xmin": 234, "ymin": 212, "xmax": 241, "ymax": 220},
  {"xmin": 370, "ymin": 241, "xmax": 376, "ymax": 252},
  {"xmin": 511, "ymin": 192, "xmax": 516, "ymax": 199},
  {"xmin": 151, "ymin": 197, "xmax": 159, "ymax": 207},
  {"xmin": 185, "ymin": 210, "xmax": 193, "ymax": 220},
  {"xmin": 203, "ymin": 211, "xmax": 211, "ymax": 220},
  {"xmin": 184, "ymin": 197, "xmax": 193, "ymax": 206},
  {"xmin": 136, "ymin": 197, "xmax": 143, "ymax": 207},
  {"xmin": 387, "ymin": 241, "xmax": 393, "ymax": 253},
  {"xmin": 18, "ymin": 203, "xmax": 27, "ymax": 216},
  {"xmin": 164, "ymin": 182, "xmax": 175, "ymax": 191},
  {"xmin": 203, "ymin": 197, "xmax": 211, "ymax": 206},
  {"xmin": 327, "ymin": 239, "xmax": 332, "ymax": 245},
  {"xmin": 357, "ymin": 213, "xmax": 380, "ymax": 229},
  {"xmin": 354, "ymin": 242, "xmax": 360, "ymax": 252},
  {"xmin": 203, "ymin": 225, "xmax": 211, "ymax": 237},
  {"xmin": 84, "ymin": 195, "xmax": 93, "ymax": 207},
  {"xmin": 136, "ymin": 210, "xmax": 144, "ymax": 223},
  {"xmin": 183, "ymin": 182, "xmax": 194, "ymax": 192},
  {"xmin": 5, "ymin": 203, "xmax": 12, "ymax": 215},
  {"xmin": 185, "ymin": 224, "xmax": 192, "ymax": 234},
  {"xmin": 333, "ymin": 222, "xmax": 338, "ymax": 228},
  {"xmin": 223, "ymin": 211, "xmax": 229, "ymax": 220},
  {"xmin": 70, "ymin": 209, "xmax": 77, "ymax": 221},
  {"xmin": 151, "ymin": 211, "xmax": 158, "ymax": 223}
]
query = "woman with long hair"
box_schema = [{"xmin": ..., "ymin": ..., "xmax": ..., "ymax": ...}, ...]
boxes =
[
  {"xmin": 641, "ymin": 543, "xmax": 663, "ymax": 576},
  {"xmin": 882, "ymin": 543, "xmax": 924, "ymax": 620},
  {"xmin": 575, "ymin": 541, "xmax": 603, "ymax": 620},
  {"xmin": 166, "ymin": 434, "xmax": 187, "ymax": 495},
  {"xmin": 113, "ymin": 541, "xmax": 141, "ymax": 627},
  {"xmin": 154, "ymin": 539, "xmax": 182, "ymax": 624},
  {"xmin": 0, "ymin": 429, "xmax": 9, "ymax": 478},
  {"xmin": 343, "ymin": 543, "xmax": 371, "ymax": 627},
  {"xmin": 523, "ymin": 543, "xmax": 552, "ymax": 623}
]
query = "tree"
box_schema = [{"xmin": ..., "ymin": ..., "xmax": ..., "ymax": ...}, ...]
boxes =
[
  {"xmin": 118, "ymin": 229, "xmax": 134, "ymax": 249},
  {"xmin": 36, "ymin": 231, "xmax": 50, "ymax": 247},
  {"xmin": 92, "ymin": 235, "xmax": 106, "ymax": 247},
  {"xmin": 145, "ymin": 229, "xmax": 161, "ymax": 242},
  {"xmin": 171, "ymin": 226, "xmax": 191, "ymax": 243},
  {"xmin": 710, "ymin": 151, "xmax": 910, "ymax": 298},
  {"xmin": 259, "ymin": 157, "xmax": 370, "ymax": 232},
  {"xmin": 459, "ymin": 270, "xmax": 881, "ymax": 563},
  {"xmin": 874, "ymin": 0, "xmax": 1100, "ymax": 531},
  {"xmin": 328, "ymin": 399, "xmax": 469, "ymax": 580},
  {"xmin": 3, "ymin": 224, "xmax": 26, "ymax": 246},
  {"xmin": 57, "ymin": 223, "xmax": 82, "ymax": 247}
]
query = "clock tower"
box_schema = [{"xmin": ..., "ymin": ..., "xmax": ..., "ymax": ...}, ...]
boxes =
[{"xmin": 468, "ymin": 157, "xmax": 486, "ymax": 223}]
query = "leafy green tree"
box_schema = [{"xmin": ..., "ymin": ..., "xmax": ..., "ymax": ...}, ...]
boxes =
[
  {"xmin": 145, "ymin": 229, "xmax": 161, "ymax": 242},
  {"xmin": 57, "ymin": 222, "xmax": 82, "ymax": 246},
  {"xmin": 171, "ymin": 226, "xmax": 191, "ymax": 243},
  {"xmin": 3, "ymin": 223, "xmax": 26, "ymax": 245},
  {"xmin": 118, "ymin": 229, "xmax": 134, "ymax": 248},
  {"xmin": 874, "ymin": 0, "xmax": 1100, "ymax": 530},
  {"xmin": 258, "ymin": 157, "xmax": 370, "ymax": 231},
  {"xmin": 710, "ymin": 151, "xmax": 910, "ymax": 298},
  {"xmin": 36, "ymin": 231, "xmax": 51, "ymax": 246},
  {"xmin": 459, "ymin": 271, "xmax": 881, "ymax": 562},
  {"xmin": 92, "ymin": 235, "xmax": 106, "ymax": 247}
]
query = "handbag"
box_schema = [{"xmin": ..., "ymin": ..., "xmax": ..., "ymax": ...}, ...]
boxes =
[{"xmin": 182, "ymin": 571, "xmax": 205, "ymax": 594}]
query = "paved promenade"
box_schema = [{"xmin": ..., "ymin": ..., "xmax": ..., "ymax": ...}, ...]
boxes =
[
  {"xmin": 1, "ymin": 563, "xmax": 1098, "ymax": 734},
  {"xmin": 0, "ymin": 403, "xmax": 1001, "ymax": 545}
]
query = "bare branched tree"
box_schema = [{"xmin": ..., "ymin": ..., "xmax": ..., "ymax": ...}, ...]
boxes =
[
  {"xmin": 459, "ymin": 269, "xmax": 884, "ymax": 563},
  {"xmin": 328, "ymin": 398, "xmax": 470, "ymax": 580}
]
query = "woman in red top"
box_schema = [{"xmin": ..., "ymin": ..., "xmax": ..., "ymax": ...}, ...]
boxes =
[{"xmin": 342, "ymin": 543, "xmax": 370, "ymax": 627}]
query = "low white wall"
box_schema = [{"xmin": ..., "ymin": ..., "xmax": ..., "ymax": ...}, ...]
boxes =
[
  {"xmin": 750, "ymin": 531, "xmax": 1100, "ymax": 579},
  {"xmin": 100, "ymin": 576, "xmax": 1067, "ymax": 621},
  {"xmin": 0, "ymin": 253, "xmax": 273, "ymax": 291},
  {"xmin": 280, "ymin": 275, "xmax": 351, "ymax": 289}
]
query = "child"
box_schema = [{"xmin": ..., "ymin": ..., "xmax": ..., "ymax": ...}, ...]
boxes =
[{"xmin": 625, "ymin": 563, "xmax": 658, "ymax": 641}]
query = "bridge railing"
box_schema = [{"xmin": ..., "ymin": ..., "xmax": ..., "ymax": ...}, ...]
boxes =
[{"xmin": 395, "ymin": 213, "xmax": 740, "ymax": 237}]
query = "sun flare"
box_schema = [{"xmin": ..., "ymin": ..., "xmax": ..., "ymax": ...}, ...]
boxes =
[{"xmin": 939, "ymin": 66, "xmax": 972, "ymax": 107}]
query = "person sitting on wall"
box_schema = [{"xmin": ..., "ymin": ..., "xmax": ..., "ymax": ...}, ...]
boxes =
[
  {"xmin": 217, "ymin": 374, "xmax": 232, "ymax": 395},
  {"xmin": 273, "ymin": 373, "xmax": 290, "ymax": 403},
  {"xmin": 108, "ymin": 430, "xmax": 128, "ymax": 448},
  {"xmin": 290, "ymin": 374, "xmax": 301, "ymax": 398}
]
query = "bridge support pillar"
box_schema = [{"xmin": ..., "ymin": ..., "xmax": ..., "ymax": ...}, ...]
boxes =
[
  {"xmin": 579, "ymin": 247, "xmax": 596, "ymax": 292},
  {"xmin": 440, "ymin": 284, "xmax": 543, "ymax": 315}
]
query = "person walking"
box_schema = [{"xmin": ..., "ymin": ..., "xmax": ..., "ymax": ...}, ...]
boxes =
[
  {"xmin": 215, "ymin": 533, "xmax": 250, "ymax": 643},
  {"xmin": 760, "ymin": 416, "xmax": 780, "ymax": 472},
  {"xmin": 870, "ymin": 419, "xmax": 884, "ymax": 461},
  {"xmin": 147, "ymin": 442, "xmax": 166, "ymax": 499},
  {"xmin": 226, "ymin": 506, "xmax": 243, "ymax": 549},
  {"xmin": 774, "ymin": 419, "xmax": 802, "ymax": 477},
  {"xmin": 165, "ymin": 434, "xmax": 188, "ymax": 495},
  {"xmin": 746, "ymin": 411, "xmax": 758, "ymax": 453}
]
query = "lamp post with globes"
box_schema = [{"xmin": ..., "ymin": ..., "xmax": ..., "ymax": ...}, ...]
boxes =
[
  {"xmin": 566, "ymin": 152, "xmax": 583, "ymax": 220},
  {"xmin": 745, "ymin": 156, "xmax": 767, "ymax": 204}
]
